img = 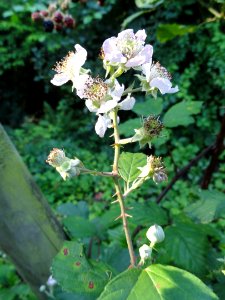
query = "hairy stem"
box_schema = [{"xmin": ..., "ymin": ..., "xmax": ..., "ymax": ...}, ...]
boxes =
[
  {"xmin": 81, "ymin": 169, "xmax": 116, "ymax": 177},
  {"xmin": 111, "ymin": 109, "xmax": 136, "ymax": 267},
  {"xmin": 122, "ymin": 87, "xmax": 142, "ymax": 96}
]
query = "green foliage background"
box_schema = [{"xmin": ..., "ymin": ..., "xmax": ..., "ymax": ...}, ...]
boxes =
[{"xmin": 0, "ymin": 0, "xmax": 225, "ymax": 299}]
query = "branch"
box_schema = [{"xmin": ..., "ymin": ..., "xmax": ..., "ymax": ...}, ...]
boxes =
[
  {"xmin": 156, "ymin": 144, "xmax": 214, "ymax": 204},
  {"xmin": 201, "ymin": 114, "xmax": 225, "ymax": 189}
]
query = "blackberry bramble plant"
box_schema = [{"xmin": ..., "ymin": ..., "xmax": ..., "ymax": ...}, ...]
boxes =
[{"xmin": 45, "ymin": 29, "xmax": 218, "ymax": 300}]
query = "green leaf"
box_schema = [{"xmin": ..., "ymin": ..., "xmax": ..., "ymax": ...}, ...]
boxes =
[
  {"xmin": 118, "ymin": 152, "xmax": 146, "ymax": 183},
  {"xmin": 131, "ymin": 202, "xmax": 168, "ymax": 226},
  {"xmin": 98, "ymin": 264, "xmax": 218, "ymax": 300},
  {"xmin": 52, "ymin": 241, "xmax": 114, "ymax": 299},
  {"xmin": 163, "ymin": 101, "xmax": 203, "ymax": 128},
  {"xmin": 165, "ymin": 220, "xmax": 208, "ymax": 276},
  {"xmin": 58, "ymin": 201, "xmax": 89, "ymax": 218},
  {"xmin": 119, "ymin": 118, "xmax": 141, "ymax": 137},
  {"xmin": 157, "ymin": 23, "xmax": 197, "ymax": 43},
  {"xmin": 184, "ymin": 190, "xmax": 225, "ymax": 223},
  {"xmin": 133, "ymin": 98, "xmax": 163, "ymax": 116},
  {"xmin": 63, "ymin": 216, "xmax": 96, "ymax": 238},
  {"xmin": 101, "ymin": 243, "xmax": 130, "ymax": 273}
]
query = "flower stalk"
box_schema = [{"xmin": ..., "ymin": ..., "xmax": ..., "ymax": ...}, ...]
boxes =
[{"xmin": 111, "ymin": 109, "xmax": 136, "ymax": 267}]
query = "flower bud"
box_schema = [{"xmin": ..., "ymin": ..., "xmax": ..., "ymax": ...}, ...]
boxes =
[
  {"xmin": 139, "ymin": 244, "xmax": 152, "ymax": 260},
  {"xmin": 146, "ymin": 224, "xmax": 165, "ymax": 245},
  {"xmin": 39, "ymin": 285, "xmax": 46, "ymax": 292},
  {"xmin": 46, "ymin": 148, "xmax": 84, "ymax": 180},
  {"xmin": 47, "ymin": 275, "xmax": 57, "ymax": 287},
  {"xmin": 46, "ymin": 148, "xmax": 66, "ymax": 167}
]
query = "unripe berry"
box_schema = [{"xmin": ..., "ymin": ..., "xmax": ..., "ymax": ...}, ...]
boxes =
[
  {"xmin": 31, "ymin": 11, "xmax": 43, "ymax": 22},
  {"xmin": 40, "ymin": 10, "xmax": 49, "ymax": 17},
  {"xmin": 55, "ymin": 23, "xmax": 63, "ymax": 32},
  {"xmin": 53, "ymin": 11, "xmax": 64, "ymax": 23},
  {"xmin": 64, "ymin": 15, "xmax": 75, "ymax": 28},
  {"xmin": 43, "ymin": 19, "xmax": 54, "ymax": 32}
]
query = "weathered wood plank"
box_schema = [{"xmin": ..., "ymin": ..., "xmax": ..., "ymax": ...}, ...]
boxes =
[{"xmin": 0, "ymin": 124, "xmax": 66, "ymax": 299}]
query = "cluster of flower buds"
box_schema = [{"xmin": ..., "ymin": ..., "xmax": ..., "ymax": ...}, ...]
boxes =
[
  {"xmin": 31, "ymin": 0, "xmax": 75, "ymax": 32},
  {"xmin": 46, "ymin": 148, "xmax": 84, "ymax": 180},
  {"xmin": 139, "ymin": 224, "xmax": 165, "ymax": 265},
  {"xmin": 138, "ymin": 155, "xmax": 167, "ymax": 184}
]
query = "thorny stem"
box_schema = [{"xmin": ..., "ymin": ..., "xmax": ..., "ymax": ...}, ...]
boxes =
[{"xmin": 111, "ymin": 109, "xmax": 136, "ymax": 267}]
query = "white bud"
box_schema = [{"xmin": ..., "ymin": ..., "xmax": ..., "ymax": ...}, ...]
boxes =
[
  {"xmin": 47, "ymin": 275, "xmax": 57, "ymax": 287},
  {"xmin": 139, "ymin": 244, "xmax": 152, "ymax": 260},
  {"xmin": 146, "ymin": 224, "xmax": 165, "ymax": 244},
  {"xmin": 39, "ymin": 285, "xmax": 46, "ymax": 292}
]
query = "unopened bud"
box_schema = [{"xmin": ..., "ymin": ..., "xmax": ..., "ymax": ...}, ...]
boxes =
[
  {"xmin": 39, "ymin": 285, "xmax": 46, "ymax": 292},
  {"xmin": 139, "ymin": 244, "xmax": 152, "ymax": 260},
  {"xmin": 146, "ymin": 224, "xmax": 165, "ymax": 245},
  {"xmin": 47, "ymin": 275, "xmax": 57, "ymax": 287}
]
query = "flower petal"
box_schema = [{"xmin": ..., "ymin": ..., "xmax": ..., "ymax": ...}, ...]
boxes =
[
  {"xmin": 51, "ymin": 73, "xmax": 70, "ymax": 86},
  {"xmin": 75, "ymin": 74, "xmax": 90, "ymax": 98},
  {"xmin": 95, "ymin": 115, "xmax": 111, "ymax": 138},
  {"xmin": 103, "ymin": 37, "xmax": 126, "ymax": 63},
  {"xmin": 85, "ymin": 100, "xmax": 98, "ymax": 112},
  {"xmin": 125, "ymin": 45, "xmax": 153, "ymax": 67},
  {"xmin": 110, "ymin": 80, "xmax": 124, "ymax": 101},
  {"xmin": 98, "ymin": 100, "xmax": 118, "ymax": 113},
  {"xmin": 150, "ymin": 77, "xmax": 178, "ymax": 95},
  {"xmin": 119, "ymin": 95, "xmax": 135, "ymax": 110},
  {"xmin": 74, "ymin": 44, "xmax": 87, "ymax": 67},
  {"xmin": 118, "ymin": 29, "xmax": 134, "ymax": 40},
  {"xmin": 135, "ymin": 29, "xmax": 147, "ymax": 42}
]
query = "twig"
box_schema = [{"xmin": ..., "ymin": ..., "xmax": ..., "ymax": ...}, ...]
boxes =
[
  {"xmin": 201, "ymin": 114, "xmax": 225, "ymax": 189},
  {"xmin": 156, "ymin": 144, "xmax": 215, "ymax": 203}
]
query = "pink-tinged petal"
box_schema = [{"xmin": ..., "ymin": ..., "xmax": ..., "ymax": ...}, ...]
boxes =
[
  {"xmin": 85, "ymin": 100, "xmax": 98, "ymax": 113},
  {"xmin": 74, "ymin": 44, "xmax": 87, "ymax": 66},
  {"xmin": 135, "ymin": 29, "xmax": 147, "ymax": 42},
  {"xmin": 150, "ymin": 78, "xmax": 176, "ymax": 94},
  {"xmin": 103, "ymin": 37, "xmax": 126, "ymax": 63},
  {"xmin": 98, "ymin": 100, "xmax": 118, "ymax": 113},
  {"xmin": 119, "ymin": 95, "xmax": 135, "ymax": 110},
  {"xmin": 95, "ymin": 115, "xmax": 111, "ymax": 138},
  {"xmin": 125, "ymin": 45, "xmax": 153, "ymax": 67},
  {"xmin": 141, "ymin": 45, "xmax": 153, "ymax": 64},
  {"xmin": 118, "ymin": 29, "xmax": 134, "ymax": 40},
  {"xmin": 51, "ymin": 73, "xmax": 69, "ymax": 86}
]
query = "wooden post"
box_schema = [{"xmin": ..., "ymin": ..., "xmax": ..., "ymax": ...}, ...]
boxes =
[{"xmin": 0, "ymin": 124, "xmax": 66, "ymax": 299}]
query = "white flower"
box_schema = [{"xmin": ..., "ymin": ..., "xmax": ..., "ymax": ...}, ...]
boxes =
[
  {"xmin": 102, "ymin": 29, "xmax": 153, "ymax": 68},
  {"xmin": 75, "ymin": 76, "xmax": 135, "ymax": 138},
  {"xmin": 51, "ymin": 44, "xmax": 87, "ymax": 89},
  {"xmin": 139, "ymin": 244, "xmax": 152, "ymax": 260},
  {"xmin": 142, "ymin": 61, "xmax": 179, "ymax": 95},
  {"xmin": 146, "ymin": 224, "xmax": 165, "ymax": 244}
]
